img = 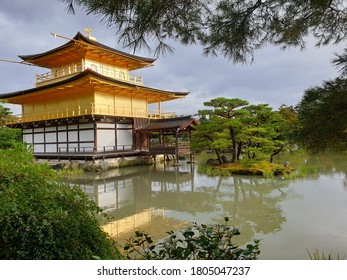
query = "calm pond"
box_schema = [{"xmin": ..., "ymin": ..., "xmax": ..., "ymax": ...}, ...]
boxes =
[{"xmin": 65, "ymin": 153, "xmax": 347, "ymax": 260}]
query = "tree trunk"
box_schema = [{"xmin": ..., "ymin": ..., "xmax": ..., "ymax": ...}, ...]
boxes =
[
  {"xmin": 229, "ymin": 127, "xmax": 237, "ymax": 162},
  {"xmin": 270, "ymin": 144, "xmax": 284, "ymax": 163},
  {"xmin": 214, "ymin": 148, "xmax": 223, "ymax": 164},
  {"xmin": 237, "ymin": 142, "xmax": 242, "ymax": 160}
]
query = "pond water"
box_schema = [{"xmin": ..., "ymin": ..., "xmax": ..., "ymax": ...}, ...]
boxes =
[{"xmin": 65, "ymin": 153, "xmax": 347, "ymax": 260}]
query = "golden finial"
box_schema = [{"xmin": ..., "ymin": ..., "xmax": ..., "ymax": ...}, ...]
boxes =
[
  {"xmin": 83, "ymin": 27, "xmax": 93, "ymax": 36},
  {"xmin": 83, "ymin": 27, "xmax": 97, "ymax": 41}
]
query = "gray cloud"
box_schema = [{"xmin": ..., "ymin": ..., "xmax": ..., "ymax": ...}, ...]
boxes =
[{"xmin": 0, "ymin": 0, "xmax": 344, "ymax": 116}]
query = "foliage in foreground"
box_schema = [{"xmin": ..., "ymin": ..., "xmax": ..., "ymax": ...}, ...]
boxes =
[
  {"xmin": 295, "ymin": 77, "xmax": 347, "ymax": 153},
  {"xmin": 0, "ymin": 126, "xmax": 21, "ymax": 149},
  {"xmin": 124, "ymin": 217, "xmax": 260, "ymax": 260},
  {"xmin": 0, "ymin": 146, "xmax": 122, "ymax": 260},
  {"xmin": 63, "ymin": 0, "xmax": 347, "ymax": 64}
]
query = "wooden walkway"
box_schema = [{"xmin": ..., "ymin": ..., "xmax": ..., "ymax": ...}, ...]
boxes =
[
  {"xmin": 32, "ymin": 146, "xmax": 191, "ymax": 162},
  {"xmin": 33, "ymin": 149, "xmax": 149, "ymax": 161}
]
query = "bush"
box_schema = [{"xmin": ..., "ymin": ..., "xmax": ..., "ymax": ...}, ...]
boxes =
[
  {"xmin": 124, "ymin": 217, "xmax": 260, "ymax": 260},
  {"xmin": 0, "ymin": 127, "xmax": 21, "ymax": 149},
  {"xmin": 0, "ymin": 146, "xmax": 122, "ymax": 260}
]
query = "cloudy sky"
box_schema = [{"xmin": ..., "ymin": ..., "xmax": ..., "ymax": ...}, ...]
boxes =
[{"xmin": 1, "ymin": 0, "xmax": 345, "ymax": 116}]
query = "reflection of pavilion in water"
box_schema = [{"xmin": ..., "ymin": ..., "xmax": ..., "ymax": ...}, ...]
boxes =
[
  {"xmin": 67, "ymin": 163, "xmax": 290, "ymax": 244},
  {"xmin": 66, "ymin": 164, "xmax": 194, "ymax": 240}
]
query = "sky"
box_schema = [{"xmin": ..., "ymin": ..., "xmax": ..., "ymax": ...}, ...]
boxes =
[{"xmin": 0, "ymin": 0, "xmax": 345, "ymax": 117}]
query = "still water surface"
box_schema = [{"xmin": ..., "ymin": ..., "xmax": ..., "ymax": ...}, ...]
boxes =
[{"xmin": 66, "ymin": 153, "xmax": 347, "ymax": 259}]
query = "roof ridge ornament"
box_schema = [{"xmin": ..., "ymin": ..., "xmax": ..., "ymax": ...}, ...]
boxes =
[{"xmin": 83, "ymin": 27, "xmax": 97, "ymax": 41}]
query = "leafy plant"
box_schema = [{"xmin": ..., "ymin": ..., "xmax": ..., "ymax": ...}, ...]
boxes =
[
  {"xmin": 0, "ymin": 127, "xmax": 22, "ymax": 149},
  {"xmin": 0, "ymin": 145, "xmax": 122, "ymax": 260},
  {"xmin": 124, "ymin": 217, "xmax": 260, "ymax": 260}
]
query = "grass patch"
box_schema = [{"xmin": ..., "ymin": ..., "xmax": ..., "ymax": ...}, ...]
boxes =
[
  {"xmin": 56, "ymin": 167, "xmax": 84, "ymax": 175},
  {"xmin": 307, "ymin": 249, "xmax": 345, "ymax": 260},
  {"xmin": 197, "ymin": 165, "xmax": 232, "ymax": 176},
  {"xmin": 283, "ymin": 164, "xmax": 317, "ymax": 179},
  {"xmin": 200, "ymin": 161, "xmax": 294, "ymax": 177}
]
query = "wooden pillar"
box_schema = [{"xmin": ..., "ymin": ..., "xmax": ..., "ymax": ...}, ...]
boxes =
[
  {"xmin": 175, "ymin": 129, "xmax": 179, "ymax": 164},
  {"xmin": 189, "ymin": 130, "xmax": 194, "ymax": 163}
]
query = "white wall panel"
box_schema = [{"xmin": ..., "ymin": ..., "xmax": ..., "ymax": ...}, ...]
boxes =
[
  {"xmin": 68, "ymin": 125, "xmax": 78, "ymax": 130},
  {"xmin": 97, "ymin": 123, "xmax": 115, "ymax": 128},
  {"xmin": 34, "ymin": 133, "xmax": 44, "ymax": 143},
  {"xmin": 79, "ymin": 123, "xmax": 94, "ymax": 129},
  {"xmin": 23, "ymin": 134, "xmax": 33, "ymax": 144},
  {"xmin": 117, "ymin": 129, "xmax": 133, "ymax": 149},
  {"xmin": 46, "ymin": 144, "xmax": 57, "ymax": 153},
  {"xmin": 58, "ymin": 131, "xmax": 67, "ymax": 142},
  {"xmin": 97, "ymin": 130, "xmax": 115, "ymax": 147},
  {"xmin": 58, "ymin": 144, "xmax": 67, "ymax": 152},
  {"xmin": 34, "ymin": 128, "xmax": 44, "ymax": 133},
  {"xmin": 117, "ymin": 124, "xmax": 132, "ymax": 129},
  {"xmin": 45, "ymin": 127, "xmax": 56, "ymax": 132},
  {"xmin": 68, "ymin": 131, "xmax": 78, "ymax": 142},
  {"xmin": 34, "ymin": 144, "xmax": 44, "ymax": 153},
  {"xmin": 79, "ymin": 130, "xmax": 94, "ymax": 142},
  {"xmin": 45, "ymin": 132, "xmax": 57, "ymax": 143}
]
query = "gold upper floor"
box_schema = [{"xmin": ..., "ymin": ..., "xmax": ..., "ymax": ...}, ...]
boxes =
[
  {"xmin": 20, "ymin": 32, "xmax": 155, "ymax": 88},
  {"xmin": 5, "ymin": 102, "xmax": 176, "ymax": 125},
  {"xmin": 36, "ymin": 59, "xmax": 143, "ymax": 87}
]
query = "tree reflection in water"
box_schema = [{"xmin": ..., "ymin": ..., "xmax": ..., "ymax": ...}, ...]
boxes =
[
  {"xmin": 64, "ymin": 152, "xmax": 347, "ymax": 259},
  {"xmin": 64, "ymin": 161, "xmax": 293, "ymax": 246}
]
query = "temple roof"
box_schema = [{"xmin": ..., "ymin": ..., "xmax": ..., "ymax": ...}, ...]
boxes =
[
  {"xmin": 0, "ymin": 69, "xmax": 189, "ymax": 104},
  {"xmin": 18, "ymin": 32, "xmax": 156, "ymax": 70},
  {"xmin": 136, "ymin": 116, "xmax": 199, "ymax": 132}
]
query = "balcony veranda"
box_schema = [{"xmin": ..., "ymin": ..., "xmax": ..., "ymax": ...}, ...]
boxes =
[
  {"xmin": 5, "ymin": 103, "xmax": 176, "ymax": 125},
  {"xmin": 36, "ymin": 63, "xmax": 143, "ymax": 86}
]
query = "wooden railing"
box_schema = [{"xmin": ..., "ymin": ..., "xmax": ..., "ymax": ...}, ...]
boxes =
[
  {"xmin": 36, "ymin": 63, "xmax": 143, "ymax": 86},
  {"xmin": 57, "ymin": 145, "xmax": 134, "ymax": 155},
  {"xmin": 5, "ymin": 103, "xmax": 176, "ymax": 124}
]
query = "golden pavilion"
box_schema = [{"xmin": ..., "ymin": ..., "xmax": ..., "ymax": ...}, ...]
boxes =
[{"xmin": 1, "ymin": 32, "xmax": 197, "ymax": 161}]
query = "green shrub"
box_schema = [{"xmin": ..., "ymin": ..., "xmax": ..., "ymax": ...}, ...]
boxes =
[
  {"xmin": 262, "ymin": 170, "xmax": 275, "ymax": 178},
  {"xmin": 124, "ymin": 217, "xmax": 260, "ymax": 260},
  {"xmin": 0, "ymin": 146, "xmax": 122, "ymax": 260},
  {"xmin": 0, "ymin": 127, "xmax": 21, "ymax": 149}
]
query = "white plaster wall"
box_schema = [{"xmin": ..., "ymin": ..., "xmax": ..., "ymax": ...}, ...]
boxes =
[
  {"xmin": 23, "ymin": 134, "xmax": 33, "ymax": 144},
  {"xmin": 34, "ymin": 133, "xmax": 44, "ymax": 143},
  {"xmin": 97, "ymin": 130, "xmax": 116, "ymax": 147},
  {"xmin": 79, "ymin": 123, "xmax": 94, "ymax": 129},
  {"xmin": 45, "ymin": 132, "xmax": 56, "ymax": 143},
  {"xmin": 117, "ymin": 130, "xmax": 133, "ymax": 149},
  {"xmin": 68, "ymin": 131, "xmax": 78, "ymax": 142},
  {"xmin": 34, "ymin": 144, "xmax": 44, "ymax": 153},
  {"xmin": 79, "ymin": 130, "xmax": 94, "ymax": 142},
  {"xmin": 46, "ymin": 144, "xmax": 57, "ymax": 153},
  {"xmin": 97, "ymin": 123, "xmax": 115, "ymax": 129},
  {"xmin": 58, "ymin": 131, "xmax": 67, "ymax": 142}
]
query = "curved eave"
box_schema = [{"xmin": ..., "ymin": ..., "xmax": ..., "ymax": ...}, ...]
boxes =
[
  {"xmin": 136, "ymin": 116, "xmax": 199, "ymax": 132},
  {"xmin": 1, "ymin": 69, "xmax": 189, "ymax": 104},
  {"xmin": 18, "ymin": 32, "xmax": 156, "ymax": 69}
]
